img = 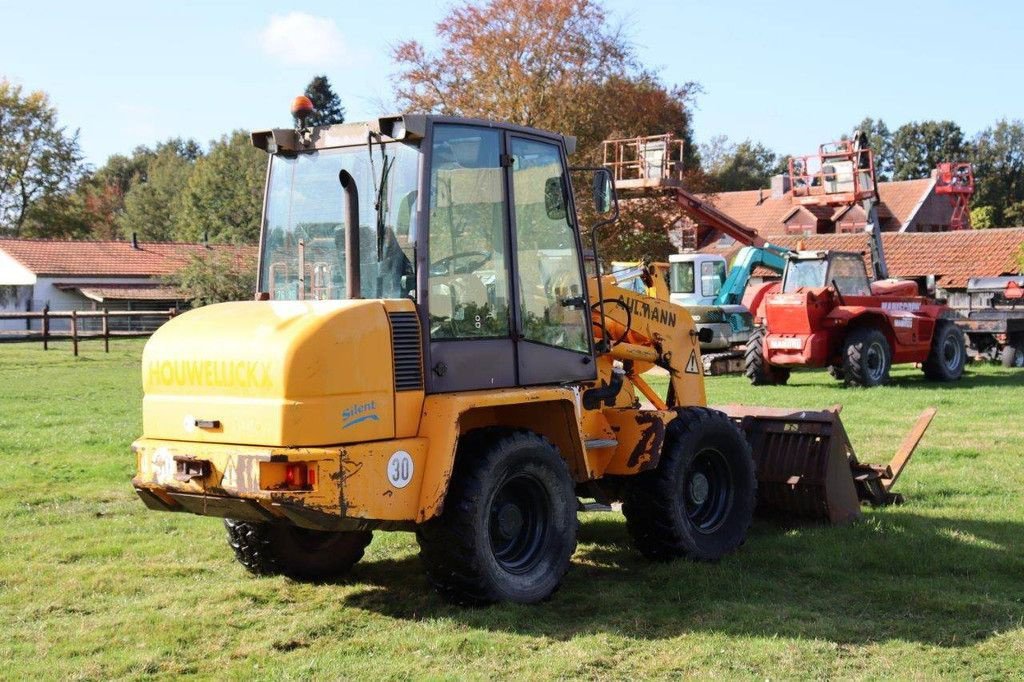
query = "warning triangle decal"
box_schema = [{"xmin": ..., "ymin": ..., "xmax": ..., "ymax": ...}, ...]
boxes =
[{"xmin": 685, "ymin": 350, "xmax": 700, "ymax": 374}]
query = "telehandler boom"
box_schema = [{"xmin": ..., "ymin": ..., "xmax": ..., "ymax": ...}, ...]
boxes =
[{"xmin": 132, "ymin": 100, "xmax": 934, "ymax": 604}]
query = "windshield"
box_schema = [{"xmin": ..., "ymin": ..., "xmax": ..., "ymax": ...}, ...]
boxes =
[
  {"xmin": 670, "ymin": 261, "xmax": 695, "ymax": 294},
  {"xmin": 782, "ymin": 258, "xmax": 828, "ymax": 292},
  {"xmin": 260, "ymin": 142, "xmax": 420, "ymax": 300}
]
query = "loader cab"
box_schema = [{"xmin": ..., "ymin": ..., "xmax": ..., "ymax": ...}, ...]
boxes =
[
  {"xmin": 253, "ymin": 115, "xmax": 600, "ymax": 394},
  {"xmin": 781, "ymin": 251, "xmax": 872, "ymax": 295}
]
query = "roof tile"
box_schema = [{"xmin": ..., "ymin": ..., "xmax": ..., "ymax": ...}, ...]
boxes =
[{"xmin": 0, "ymin": 239, "xmax": 256, "ymax": 277}]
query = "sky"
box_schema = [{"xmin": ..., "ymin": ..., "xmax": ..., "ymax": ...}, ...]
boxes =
[{"xmin": 2, "ymin": 0, "xmax": 1022, "ymax": 168}]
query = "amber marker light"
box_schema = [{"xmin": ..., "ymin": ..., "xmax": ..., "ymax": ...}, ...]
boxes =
[{"xmin": 291, "ymin": 95, "xmax": 315, "ymax": 123}]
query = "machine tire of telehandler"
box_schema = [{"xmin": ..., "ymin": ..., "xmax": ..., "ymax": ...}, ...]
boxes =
[
  {"xmin": 922, "ymin": 320, "xmax": 966, "ymax": 381},
  {"xmin": 223, "ymin": 519, "xmax": 372, "ymax": 581},
  {"xmin": 744, "ymin": 327, "xmax": 791, "ymax": 386},
  {"xmin": 843, "ymin": 327, "xmax": 891, "ymax": 387},
  {"xmin": 622, "ymin": 408, "xmax": 756, "ymax": 562},
  {"xmin": 416, "ymin": 429, "xmax": 578, "ymax": 605},
  {"xmin": 1001, "ymin": 341, "xmax": 1024, "ymax": 368}
]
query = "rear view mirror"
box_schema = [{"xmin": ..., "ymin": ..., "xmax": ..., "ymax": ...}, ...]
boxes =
[
  {"xmin": 592, "ymin": 169, "xmax": 615, "ymax": 215},
  {"xmin": 544, "ymin": 176, "xmax": 567, "ymax": 221}
]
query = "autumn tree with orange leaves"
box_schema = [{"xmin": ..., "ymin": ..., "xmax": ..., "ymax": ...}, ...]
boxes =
[
  {"xmin": 392, "ymin": 0, "xmax": 699, "ymax": 166},
  {"xmin": 392, "ymin": 0, "xmax": 701, "ymax": 260}
]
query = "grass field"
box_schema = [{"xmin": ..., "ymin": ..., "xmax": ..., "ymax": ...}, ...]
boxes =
[{"xmin": 2, "ymin": 339, "xmax": 1023, "ymax": 679}]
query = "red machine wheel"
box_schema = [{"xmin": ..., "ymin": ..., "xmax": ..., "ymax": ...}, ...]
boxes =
[
  {"xmin": 923, "ymin": 320, "xmax": 966, "ymax": 381},
  {"xmin": 843, "ymin": 327, "xmax": 891, "ymax": 387},
  {"xmin": 744, "ymin": 327, "xmax": 791, "ymax": 386}
]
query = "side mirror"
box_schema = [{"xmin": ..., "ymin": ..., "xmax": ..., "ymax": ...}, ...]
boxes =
[
  {"xmin": 544, "ymin": 176, "xmax": 567, "ymax": 221},
  {"xmin": 592, "ymin": 169, "xmax": 615, "ymax": 215}
]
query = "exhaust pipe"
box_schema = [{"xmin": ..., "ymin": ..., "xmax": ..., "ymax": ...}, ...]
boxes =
[{"xmin": 339, "ymin": 170, "xmax": 360, "ymax": 299}]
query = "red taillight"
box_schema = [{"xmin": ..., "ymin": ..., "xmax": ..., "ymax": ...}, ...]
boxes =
[
  {"xmin": 307, "ymin": 466, "xmax": 317, "ymax": 487},
  {"xmin": 285, "ymin": 463, "xmax": 307, "ymax": 488}
]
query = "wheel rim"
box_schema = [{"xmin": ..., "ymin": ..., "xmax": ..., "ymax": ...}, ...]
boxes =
[
  {"xmin": 865, "ymin": 341, "xmax": 886, "ymax": 382},
  {"xmin": 488, "ymin": 473, "xmax": 549, "ymax": 574},
  {"xmin": 942, "ymin": 334, "xmax": 962, "ymax": 370},
  {"xmin": 683, "ymin": 448, "xmax": 734, "ymax": 533},
  {"xmin": 1015, "ymin": 349, "xmax": 1024, "ymax": 368}
]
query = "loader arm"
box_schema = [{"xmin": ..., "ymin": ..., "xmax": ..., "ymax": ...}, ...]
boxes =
[{"xmin": 588, "ymin": 277, "xmax": 707, "ymax": 409}]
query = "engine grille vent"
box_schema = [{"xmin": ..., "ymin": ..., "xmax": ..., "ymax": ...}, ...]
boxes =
[{"xmin": 389, "ymin": 311, "xmax": 423, "ymax": 391}]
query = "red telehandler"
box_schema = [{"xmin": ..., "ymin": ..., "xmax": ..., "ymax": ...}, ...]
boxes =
[{"xmin": 744, "ymin": 133, "xmax": 966, "ymax": 387}]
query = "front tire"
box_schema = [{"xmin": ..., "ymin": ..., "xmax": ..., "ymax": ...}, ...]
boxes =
[
  {"xmin": 923, "ymin": 320, "xmax": 966, "ymax": 381},
  {"xmin": 744, "ymin": 327, "xmax": 791, "ymax": 386},
  {"xmin": 622, "ymin": 408, "xmax": 756, "ymax": 562},
  {"xmin": 223, "ymin": 519, "xmax": 372, "ymax": 581},
  {"xmin": 843, "ymin": 327, "xmax": 891, "ymax": 387},
  {"xmin": 416, "ymin": 429, "xmax": 577, "ymax": 605}
]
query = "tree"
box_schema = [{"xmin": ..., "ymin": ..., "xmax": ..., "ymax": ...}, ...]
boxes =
[
  {"xmin": 890, "ymin": 120, "xmax": 966, "ymax": 181},
  {"xmin": 175, "ymin": 131, "xmax": 265, "ymax": 243},
  {"xmin": 392, "ymin": 0, "xmax": 697, "ymax": 161},
  {"xmin": 970, "ymin": 119, "xmax": 1024, "ymax": 226},
  {"xmin": 392, "ymin": 0, "xmax": 701, "ymax": 257},
  {"xmin": 304, "ymin": 75, "xmax": 345, "ymax": 126},
  {"xmin": 167, "ymin": 250, "xmax": 257, "ymax": 306},
  {"xmin": 118, "ymin": 144, "xmax": 197, "ymax": 241},
  {"xmin": 700, "ymin": 136, "xmax": 784, "ymax": 191},
  {"xmin": 970, "ymin": 205, "xmax": 997, "ymax": 229},
  {"xmin": 0, "ymin": 80, "xmax": 85, "ymax": 236}
]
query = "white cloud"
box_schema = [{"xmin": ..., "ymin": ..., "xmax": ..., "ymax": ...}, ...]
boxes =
[{"xmin": 259, "ymin": 12, "xmax": 345, "ymax": 66}]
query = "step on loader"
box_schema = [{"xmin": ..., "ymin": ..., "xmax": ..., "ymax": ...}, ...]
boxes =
[{"xmin": 131, "ymin": 102, "xmax": 936, "ymax": 604}]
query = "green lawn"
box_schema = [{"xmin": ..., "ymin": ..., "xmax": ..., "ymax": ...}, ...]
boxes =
[{"xmin": 2, "ymin": 339, "xmax": 1023, "ymax": 679}]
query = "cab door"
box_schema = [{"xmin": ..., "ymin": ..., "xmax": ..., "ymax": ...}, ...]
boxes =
[
  {"xmin": 506, "ymin": 134, "xmax": 596, "ymax": 386},
  {"xmin": 424, "ymin": 124, "xmax": 517, "ymax": 393}
]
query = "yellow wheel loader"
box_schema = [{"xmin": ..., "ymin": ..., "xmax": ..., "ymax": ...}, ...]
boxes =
[{"xmin": 132, "ymin": 101, "xmax": 934, "ymax": 604}]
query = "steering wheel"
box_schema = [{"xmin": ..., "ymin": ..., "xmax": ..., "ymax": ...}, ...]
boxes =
[
  {"xmin": 430, "ymin": 250, "xmax": 492, "ymax": 276},
  {"xmin": 591, "ymin": 298, "xmax": 632, "ymax": 346}
]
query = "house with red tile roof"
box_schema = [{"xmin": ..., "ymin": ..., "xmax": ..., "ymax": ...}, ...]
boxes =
[
  {"xmin": 675, "ymin": 172, "xmax": 963, "ymax": 251},
  {"xmin": 0, "ymin": 238, "xmax": 256, "ymax": 332}
]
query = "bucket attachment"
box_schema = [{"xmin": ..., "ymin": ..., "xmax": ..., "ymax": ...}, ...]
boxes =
[{"xmin": 715, "ymin": 405, "xmax": 937, "ymax": 525}]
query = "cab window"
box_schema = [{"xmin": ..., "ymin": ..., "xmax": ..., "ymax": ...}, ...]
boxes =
[
  {"xmin": 427, "ymin": 126, "xmax": 511, "ymax": 339},
  {"xmin": 510, "ymin": 137, "xmax": 588, "ymax": 353},
  {"xmin": 827, "ymin": 254, "xmax": 872, "ymax": 295},
  {"xmin": 700, "ymin": 260, "xmax": 726, "ymax": 297}
]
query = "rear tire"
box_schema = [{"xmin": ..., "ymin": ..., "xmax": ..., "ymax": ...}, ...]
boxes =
[
  {"xmin": 223, "ymin": 519, "xmax": 371, "ymax": 581},
  {"xmin": 744, "ymin": 327, "xmax": 791, "ymax": 386},
  {"xmin": 923, "ymin": 320, "xmax": 966, "ymax": 381},
  {"xmin": 416, "ymin": 429, "xmax": 577, "ymax": 605},
  {"xmin": 843, "ymin": 327, "xmax": 891, "ymax": 387},
  {"xmin": 622, "ymin": 408, "xmax": 756, "ymax": 562},
  {"xmin": 1000, "ymin": 343, "xmax": 1024, "ymax": 368}
]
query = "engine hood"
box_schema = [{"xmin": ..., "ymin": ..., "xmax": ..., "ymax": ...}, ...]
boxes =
[{"xmin": 141, "ymin": 299, "xmax": 409, "ymax": 447}]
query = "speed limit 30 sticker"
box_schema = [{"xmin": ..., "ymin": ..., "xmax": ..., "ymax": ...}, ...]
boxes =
[{"xmin": 387, "ymin": 450, "xmax": 414, "ymax": 489}]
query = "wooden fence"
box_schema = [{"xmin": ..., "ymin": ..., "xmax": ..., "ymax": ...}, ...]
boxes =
[{"xmin": 0, "ymin": 308, "xmax": 177, "ymax": 356}]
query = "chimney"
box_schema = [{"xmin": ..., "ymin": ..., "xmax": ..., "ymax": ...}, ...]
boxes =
[
  {"xmin": 131, "ymin": 232, "xmax": 139, "ymax": 249},
  {"xmin": 771, "ymin": 174, "xmax": 791, "ymax": 199}
]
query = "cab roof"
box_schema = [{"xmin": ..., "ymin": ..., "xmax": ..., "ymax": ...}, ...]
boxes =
[{"xmin": 251, "ymin": 114, "xmax": 576, "ymax": 156}]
